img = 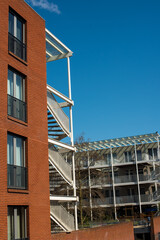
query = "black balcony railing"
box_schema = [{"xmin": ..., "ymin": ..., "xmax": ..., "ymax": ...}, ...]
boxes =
[
  {"xmin": 14, "ymin": 238, "xmax": 29, "ymax": 240},
  {"xmin": 8, "ymin": 33, "xmax": 26, "ymax": 61},
  {"xmin": 8, "ymin": 94, "xmax": 27, "ymax": 122},
  {"xmin": 7, "ymin": 164, "xmax": 27, "ymax": 189}
]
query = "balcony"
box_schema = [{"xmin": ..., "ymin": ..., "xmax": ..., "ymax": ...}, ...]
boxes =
[
  {"xmin": 141, "ymin": 194, "xmax": 152, "ymax": 202},
  {"xmin": 90, "ymin": 177, "xmax": 112, "ymax": 186},
  {"xmin": 114, "ymin": 174, "xmax": 137, "ymax": 184},
  {"xmin": 8, "ymin": 95, "xmax": 27, "ymax": 122},
  {"xmin": 139, "ymin": 174, "xmax": 155, "ymax": 182},
  {"xmin": 92, "ymin": 197, "xmax": 114, "ymax": 206},
  {"xmin": 8, "ymin": 33, "xmax": 26, "ymax": 61},
  {"xmin": 7, "ymin": 164, "xmax": 27, "ymax": 189},
  {"xmin": 116, "ymin": 195, "xmax": 139, "ymax": 204},
  {"xmin": 89, "ymin": 159, "xmax": 110, "ymax": 167}
]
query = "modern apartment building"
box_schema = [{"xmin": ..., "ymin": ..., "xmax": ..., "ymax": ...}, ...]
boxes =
[
  {"xmin": 70, "ymin": 133, "xmax": 160, "ymax": 223},
  {"xmin": 0, "ymin": 0, "xmax": 77, "ymax": 239}
]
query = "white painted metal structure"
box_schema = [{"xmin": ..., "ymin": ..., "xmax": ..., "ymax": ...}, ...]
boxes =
[
  {"xmin": 74, "ymin": 133, "xmax": 160, "ymax": 221},
  {"xmin": 45, "ymin": 29, "xmax": 78, "ymax": 232}
]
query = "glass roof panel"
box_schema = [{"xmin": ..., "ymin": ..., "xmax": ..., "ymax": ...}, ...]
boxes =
[
  {"xmin": 46, "ymin": 41, "xmax": 61, "ymax": 56},
  {"xmin": 76, "ymin": 132, "xmax": 159, "ymax": 152},
  {"xmin": 46, "ymin": 31, "xmax": 68, "ymax": 54}
]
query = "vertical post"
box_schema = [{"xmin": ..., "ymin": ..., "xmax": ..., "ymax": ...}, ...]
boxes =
[
  {"xmin": 156, "ymin": 137, "xmax": 159, "ymax": 210},
  {"xmin": 67, "ymin": 57, "xmax": 72, "ymax": 100},
  {"xmin": 134, "ymin": 143, "xmax": 142, "ymax": 214},
  {"xmin": 87, "ymin": 152, "xmax": 93, "ymax": 221},
  {"xmin": 157, "ymin": 136, "xmax": 160, "ymax": 160},
  {"xmin": 110, "ymin": 146, "xmax": 117, "ymax": 220},
  {"xmin": 67, "ymin": 57, "xmax": 78, "ymax": 230}
]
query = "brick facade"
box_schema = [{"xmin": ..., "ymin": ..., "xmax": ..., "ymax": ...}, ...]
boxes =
[
  {"xmin": 0, "ymin": 0, "xmax": 51, "ymax": 239},
  {"xmin": 51, "ymin": 222, "xmax": 135, "ymax": 240}
]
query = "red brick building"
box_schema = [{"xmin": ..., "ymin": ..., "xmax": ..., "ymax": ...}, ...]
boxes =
[
  {"xmin": 0, "ymin": 0, "xmax": 78, "ymax": 238},
  {"xmin": 0, "ymin": 0, "xmax": 51, "ymax": 239}
]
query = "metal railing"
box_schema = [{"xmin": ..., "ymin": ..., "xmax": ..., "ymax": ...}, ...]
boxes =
[
  {"xmin": 114, "ymin": 174, "xmax": 137, "ymax": 184},
  {"xmin": 8, "ymin": 95, "xmax": 27, "ymax": 122},
  {"xmin": 113, "ymin": 158, "xmax": 135, "ymax": 164},
  {"xmin": 50, "ymin": 204, "xmax": 75, "ymax": 232},
  {"xmin": 49, "ymin": 147, "xmax": 73, "ymax": 185},
  {"xmin": 139, "ymin": 174, "xmax": 155, "ymax": 182},
  {"xmin": 90, "ymin": 177, "xmax": 112, "ymax": 186},
  {"xmin": 89, "ymin": 159, "xmax": 110, "ymax": 167},
  {"xmin": 81, "ymin": 199, "xmax": 90, "ymax": 206},
  {"xmin": 7, "ymin": 164, "xmax": 27, "ymax": 189},
  {"xmin": 8, "ymin": 33, "xmax": 26, "ymax": 61},
  {"xmin": 141, "ymin": 194, "xmax": 152, "ymax": 202},
  {"xmin": 116, "ymin": 195, "xmax": 138, "ymax": 204},
  {"xmin": 47, "ymin": 91, "xmax": 70, "ymax": 136},
  {"xmin": 92, "ymin": 197, "xmax": 114, "ymax": 206}
]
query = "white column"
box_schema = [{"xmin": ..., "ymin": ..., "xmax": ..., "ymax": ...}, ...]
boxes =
[
  {"xmin": 67, "ymin": 57, "xmax": 72, "ymax": 100},
  {"xmin": 157, "ymin": 137, "xmax": 160, "ymax": 160},
  {"xmin": 110, "ymin": 146, "xmax": 117, "ymax": 220},
  {"xmin": 87, "ymin": 152, "xmax": 93, "ymax": 221},
  {"xmin": 134, "ymin": 143, "xmax": 142, "ymax": 214},
  {"xmin": 156, "ymin": 137, "xmax": 159, "ymax": 210},
  {"xmin": 67, "ymin": 57, "xmax": 78, "ymax": 230}
]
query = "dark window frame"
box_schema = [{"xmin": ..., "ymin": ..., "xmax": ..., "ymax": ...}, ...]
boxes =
[
  {"xmin": 8, "ymin": 7, "xmax": 27, "ymax": 61},
  {"xmin": 7, "ymin": 132, "xmax": 28, "ymax": 190},
  {"xmin": 8, "ymin": 205, "xmax": 29, "ymax": 240},
  {"xmin": 7, "ymin": 66, "xmax": 27, "ymax": 123}
]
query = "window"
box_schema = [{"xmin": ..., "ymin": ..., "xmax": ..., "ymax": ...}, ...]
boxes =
[
  {"xmin": 148, "ymin": 148, "xmax": 158, "ymax": 160},
  {"xmin": 8, "ymin": 206, "xmax": 28, "ymax": 240},
  {"xmin": 8, "ymin": 9, "xmax": 26, "ymax": 61},
  {"xmin": 137, "ymin": 150, "xmax": 142, "ymax": 161},
  {"xmin": 106, "ymin": 153, "xmax": 117, "ymax": 164},
  {"xmin": 127, "ymin": 188, "xmax": 135, "ymax": 196},
  {"xmin": 8, "ymin": 68, "xmax": 26, "ymax": 122},
  {"xmin": 7, "ymin": 133, "xmax": 27, "ymax": 189},
  {"xmin": 124, "ymin": 151, "xmax": 132, "ymax": 162}
]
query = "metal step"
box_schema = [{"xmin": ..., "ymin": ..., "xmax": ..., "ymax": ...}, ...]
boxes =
[{"xmin": 47, "ymin": 91, "xmax": 70, "ymax": 137}]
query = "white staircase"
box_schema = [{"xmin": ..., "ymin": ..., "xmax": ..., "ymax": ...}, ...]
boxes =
[
  {"xmin": 47, "ymin": 91, "xmax": 70, "ymax": 137},
  {"xmin": 50, "ymin": 204, "xmax": 75, "ymax": 232},
  {"xmin": 49, "ymin": 147, "xmax": 73, "ymax": 185}
]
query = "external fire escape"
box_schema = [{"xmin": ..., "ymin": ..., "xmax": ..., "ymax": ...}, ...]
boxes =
[{"xmin": 45, "ymin": 29, "xmax": 78, "ymax": 232}]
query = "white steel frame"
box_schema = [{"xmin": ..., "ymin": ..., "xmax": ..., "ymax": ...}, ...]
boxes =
[{"xmin": 46, "ymin": 29, "xmax": 78, "ymax": 231}]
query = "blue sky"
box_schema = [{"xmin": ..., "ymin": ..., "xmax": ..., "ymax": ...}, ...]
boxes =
[{"xmin": 26, "ymin": 0, "xmax": 160, "ymax": 142}]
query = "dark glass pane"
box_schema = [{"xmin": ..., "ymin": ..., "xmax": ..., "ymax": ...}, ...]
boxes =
[
  {"xmin": 8, "ymin": 33, "xmax": 26, "ymax": 61},
  {"xmin": 153, "ymin": 148, "xmax": 157, "ymax": 158},
  {"xmin": 9, "ymin": 12, "xmax": 14, "ymax": 35},
  {"xmin": 8, "ymin": 95, "xmax": 27, "ymax": 122},
  {"xmin": 148, "ymin": 149, "xmax": 152, "ymax": 160},
  {"xmin": 137, "ymin": 150, "xmax": 142, "ymax": 161},
  {"xmin": 7, "ymin": 164, "xmax": 27, "ymax": 189},
  {"xmin": 17, "ymin": 19, "xmax": 23, "ymax": 42}
]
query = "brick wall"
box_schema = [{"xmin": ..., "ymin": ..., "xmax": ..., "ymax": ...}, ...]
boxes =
[
  {"xmin": 51, "ymin": 222, "xmax": 134, "ymax": 240},
  {"xmin": 0, "ymin": 0, "xmax": 51, "ymax": 239},
  {"xmin": 151, "ymin": 216, "xmax": 160, "ymax": 240}
]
